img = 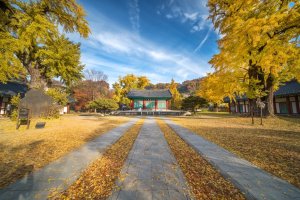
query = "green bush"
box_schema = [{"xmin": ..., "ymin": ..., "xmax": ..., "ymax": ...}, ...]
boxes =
[
  {"xmin": 10, "ymin": 94, "xmax": 21, "ymax": 121},
  {"xmin": 88, "ymin": 98, "xmax": 119, "ymax": 113},
  {"xmin": 46, "ymin": 88, "xmax": 68, "ymax": 106}
]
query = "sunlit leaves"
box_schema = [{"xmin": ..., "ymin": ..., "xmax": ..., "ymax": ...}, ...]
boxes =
[
  {"xmin": 169, "ymin": 79, "xmax": 182, "ymax": 109},
  {"xmin": 204, "ymin": 0, "xmax": 300, "ymax": 104},
  {"xmin": 56, "ymin": 119, "xmax": 144, "ymax": 199},
  {"xmin": 113, "ymin": 74, "xmax": 150, "ymax": 105},
  {"xmin": 0, "ymin": 0, "xmax": 90, "ymax": 87},
  {"xmin": 173, "ymin": 116, "xmax": 300, "ymax": 188},
  {"xmin": 158, "ymin": 120, "xmax": 245, "ymax": 199}
]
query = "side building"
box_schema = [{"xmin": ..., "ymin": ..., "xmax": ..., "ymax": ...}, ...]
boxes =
[
  {"xmin": 127, "ymin": 89, "xmax": 172, "ymax": 111},
  {"xmin": 0, "ymin": 81, "xmax": 28, "ymax": 115},
  {"xmin": 225, "ymin": 80, "xmax": 300, "ymax": 115},
  {"xmin": 0, "ymin": 81, "xmax": 75, "ymax": 116}
]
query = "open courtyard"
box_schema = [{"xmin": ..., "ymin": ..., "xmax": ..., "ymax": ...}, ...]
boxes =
[
  {"xmin": 1, "ymin": 0, "xmax": 300, "ymax": 199},
  {"xmin": 0, "ymin": 114, "xmax": 299, "ymax": 199}
]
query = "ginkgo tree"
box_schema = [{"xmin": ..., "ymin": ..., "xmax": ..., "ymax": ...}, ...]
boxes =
[
  {"xmin": 205, "ymin": 0, "xmax": 300, "ymax": 115},
  {"xmin": 168, "ymin": 79, "xmax": 182, "ymax": 110},
  {"xmin": 113, "ymin": 74, "xmax": 150, "ymax": 106},
  {"xmin": 0, "ymin": 0, "xmax": 90, "ymax": 88}
]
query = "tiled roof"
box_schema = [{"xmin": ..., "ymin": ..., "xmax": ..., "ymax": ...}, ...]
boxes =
[
  {"xmin": 274, "ymin": 80, "xmax": 300, "ymax": 96},
  {"xmin": 0, "ymin": 81, "xmax": 28, "ymax": 97},
  {"xmin": 224, "ymin": 95, "xmax": 248, "ymax": 103},
  {"xmin": 224, "ymin": 80, "xmax": 300, "ymax": 102},
  {"xmin": 127, "ymin": 89, "xmax": 172, "ymax": 98}
]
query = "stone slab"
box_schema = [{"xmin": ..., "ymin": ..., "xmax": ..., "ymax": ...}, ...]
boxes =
[
  {"xmin": 109, "ymin": 118, "xmax": 192, "ymax": 200},
  {"xmin": 0, "ymin": 118, "xmax": 139, "ymax": 200},
  {"xmin": 164, "ymin": 119, "xmax": 300, "ymax": 200}
]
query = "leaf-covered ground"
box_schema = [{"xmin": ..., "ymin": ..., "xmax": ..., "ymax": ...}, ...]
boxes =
[
  {"xmin": 53, "ymin": 119, "xmax": 144, "ymax": 199},
  {"xmin": 157, "ymin": 119, "xmax": 245, "ymax": 200},
  {"xmin": 0, "ymin": 115, "xmax": 129, "ymax": 189},
  {"xmin": 171, "ymin": 115, "xmax": 300, "ymax": 188}
]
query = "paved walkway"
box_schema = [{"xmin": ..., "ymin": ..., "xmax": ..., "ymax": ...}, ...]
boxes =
[
  {"xmin": 164, "ymin": 119, "xmax": 300, "ymax": 200},
  {"xmin": 0, "ymin": 118, "xmax": 138, "ymax": 200},
  {"xmin": 109, "ymin": 118, "xmax": 191, "ymax": 200}
]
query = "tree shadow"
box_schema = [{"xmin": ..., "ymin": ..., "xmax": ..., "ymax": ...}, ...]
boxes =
[
  {"xmin": 0, "ymin": 140, "xmax": 44, "ymax": 189},
  {"xmin": 183, "ymin": 125, "xmax": 300, "ymax": 188}
]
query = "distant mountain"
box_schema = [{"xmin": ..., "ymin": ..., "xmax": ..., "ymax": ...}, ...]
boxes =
[
  {"xmin": 145, "ymin": 77, "xmax": 203, "ymax": 96},
  {"xmin": 178, "ymin": 78, "xmax": 204, "ymax": 96}
]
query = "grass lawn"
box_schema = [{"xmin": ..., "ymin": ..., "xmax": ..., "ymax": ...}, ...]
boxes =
[
  {"xmin": 171, "ymin": 115, "xmax": 300, "ymax": 188},
  {"xmin": 0, "ymin": 115, "xmax": 130, "ymax": 189}
]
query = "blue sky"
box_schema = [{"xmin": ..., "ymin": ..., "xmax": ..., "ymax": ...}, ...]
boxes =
[{"xmin": 69, "ymin": 0, "xmax": 220, "ymax": 86}]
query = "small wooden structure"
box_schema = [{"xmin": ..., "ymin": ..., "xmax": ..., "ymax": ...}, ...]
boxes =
[
  {"xmin": 127, "ymin": 89, "xmax": 172, "ymax": 111},
  {"xmin": 16, "ymin": 108, "xmax": 30, "ymax": 129}
]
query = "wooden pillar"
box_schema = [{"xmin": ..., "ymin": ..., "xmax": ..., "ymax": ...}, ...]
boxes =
[
  {"xmin": 295, "ymin": 96, "xmax": 300, "ymax": 114},
  {"xmin": 287, "ymin": 96, "xmax": 292, "ymax": 114},
  {"xmin": 155, "ymin": 99, "xmax": 158, "ymax": 111},
  {"xmin": 130, "ymin": 100, "xmax": 133, "ymax": 110},
  {"xmin": 237, "ymin": 101, "xmax": 241, "ymax": 113},
  {"xmin": 0, "ymin": 97, "xmax": 2, "ymax": 115},
  {"xmin": 143, "ymin": 99, "xmax": 145, "ymax": 110},
  {"xmin": 273, "ymin": 97, "xmax": 277, "ymax": 114},
  {"xmin": 166, "ymin": 100, "xmax": 168, "ymax": 110},
  {"xmin": 228, "ymin": 102, "xmax": 231, "ymax": 113}
]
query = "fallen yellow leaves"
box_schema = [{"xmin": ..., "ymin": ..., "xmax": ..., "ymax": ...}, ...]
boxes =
[
  {"xmin": 0, "ymin": 115, "xmax": 129, "ymax": 189},
  {"xmin": 157, "ymin": 119, "xmax": 245, "ymax": 200},
  {"xmin": 171, "ymin": 116, "xmax": 300, "ymax": 188},
  {"xmin": 52, "ymin": 119, "xmax": 144, "ymax": 199}
]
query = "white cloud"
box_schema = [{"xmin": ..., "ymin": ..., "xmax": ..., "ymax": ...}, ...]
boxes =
[
  {"xmin": 66, "ymin": 5, "xmax": 212, "ymax": 86},
  {"xmin": 183, "ymin": 12, "xmax": 198, "ymax": 21},
  {"xmin": 166, "ymin": 14, "xmax": 173, "ymax": 19},
  {"xmin": 91, "ymin": 30, "xmax": 207, "ymax": 77},
  {"xmin": 194, "ymin": 26, "xmax": 213, "ymax": 52},
  {"xmin": 158, "ymin": 0, "xmax": 211, "ymax": 32},
  {"xmin": 128, "ymin": 0, "xmax": 140, "ymax": 34}
]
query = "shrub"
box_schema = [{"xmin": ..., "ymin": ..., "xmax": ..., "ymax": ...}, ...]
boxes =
[
  {"xmin": 10, "ymin": 94, "xmax": 21, "ymax": 121},
  {"xmin": 87, "ymin": 98, "xmax": 119, "ymax": 113},
  {"xmin": 46, "ymin": 88, "xmax": 68, "ymax": 106}
]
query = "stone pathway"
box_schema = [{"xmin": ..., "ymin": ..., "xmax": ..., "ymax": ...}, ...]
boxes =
[
  {"xmin": 0, "ymin": 118, "xmax": 138, "ymax": 200},
  {"xmin": 109, "ymin": 118, "xmax": 191, "ymax": 200},
  {"xmin": 164, "ymin": 119, "xmax": 300, "ymax": 200}
]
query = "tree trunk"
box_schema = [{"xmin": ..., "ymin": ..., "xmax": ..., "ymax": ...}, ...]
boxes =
[
  {"xmin": 249, "ymin": 99, "xmax": 255, "ymax": 124},
  {"xmin": 214, "ymin": 103, "xmax": 219, "ymax": 112},
  {"xmin": 266, "ymin": 86, "xmax": 275, "ymax": 116},
  {"xmin": 27, "ymin": 64, "xmax": 47, "ymax": 89},
  {"xmin": 265, "ymin": 74, "xmax": 275, "ymax": 116}
]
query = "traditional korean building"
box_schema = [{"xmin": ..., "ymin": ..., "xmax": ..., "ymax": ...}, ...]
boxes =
[
  {"xmin": 225, "ymin": 80, "xmax": 300, "ymax": 115},
  {"xmin": 0, "ymin": 81, "xmax": 27, "ymax": 115},
  {"xmin": 127, "ymin": 89, "xmax": 172, "ymax": 111}
]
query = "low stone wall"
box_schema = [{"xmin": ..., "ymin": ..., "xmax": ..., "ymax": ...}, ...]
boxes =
[{"xmin": 116, "ymin": 110, "xmax": 185, "ymax": 116}]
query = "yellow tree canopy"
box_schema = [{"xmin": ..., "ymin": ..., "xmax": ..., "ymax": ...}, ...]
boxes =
[
  {"xmin": 197, "ymin": 71, "xmax": 246, "ymax": 104},
  {"xmin": 168, "ymin": 79, "xmax": 182, "ymax": 109},
  {"xmin": 205, "ymin": 0, "xmax": 300, "ymax": 108},
  {"xmin": 113, "ymin": 74, "xmax": 150, "ymax": 105},
  {"xmin": 0, "ymin": 0, "xmax": 90, "ymax": 87}
]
